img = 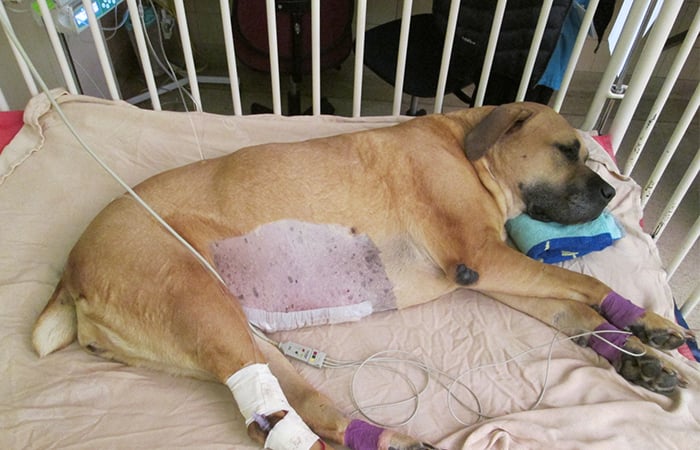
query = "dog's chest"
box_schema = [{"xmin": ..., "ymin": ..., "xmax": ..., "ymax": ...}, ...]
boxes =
[{"xmin": 211, "ymin": 219, "xmax": 447, "ymax": 332}]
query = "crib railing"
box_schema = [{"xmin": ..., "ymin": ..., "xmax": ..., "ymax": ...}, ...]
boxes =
[{"xmin": 0, "ymin": 0, "xmax": 697, "ymax": 314}]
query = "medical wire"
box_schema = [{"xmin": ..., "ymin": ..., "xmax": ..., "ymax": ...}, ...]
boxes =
[
  {"xmin": 0, "ymin": 10, "xmax": 224, "ymax": 287},
  {"xmin": 277, "ymin": 328, "xmax": 644, "ymax": 428},
  {"xmin": 141, "ymin": 0, "xmax": 204, "ymax": 159}
]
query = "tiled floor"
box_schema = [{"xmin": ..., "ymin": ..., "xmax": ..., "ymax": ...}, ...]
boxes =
[{"xmin": 136, "ymin": 60, "xmax": 699, "ymax": 331}]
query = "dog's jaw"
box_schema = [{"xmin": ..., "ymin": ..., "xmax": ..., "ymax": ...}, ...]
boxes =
[{"xmin": 471, "ymin": 157, "xmax": 526, "ymax": 224}]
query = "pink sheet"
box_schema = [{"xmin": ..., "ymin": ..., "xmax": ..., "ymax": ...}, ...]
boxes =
[{"xmin": 1, "ymin": 91, "xmax": 698, "ymax": 449}]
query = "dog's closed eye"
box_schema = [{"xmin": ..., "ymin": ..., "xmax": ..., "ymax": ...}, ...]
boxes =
[{"xmin": 555, "ymin": 140, "xmax": 581, "ymax": 163}]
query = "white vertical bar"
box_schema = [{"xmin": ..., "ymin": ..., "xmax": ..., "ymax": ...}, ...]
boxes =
[
  {"xmin": 608, "ymin": 0, "xmax": 683, "ymax": 151},
  {"xmin": 392, "ymin": 0, "xmax": 413, "ymax": 116},
  {"xmin": 433, "ymin": 0, "xmax": 460, "ymax": 114},
  {"xmin": 173, "ymin": 0, "xmax": 201, "ymax": 111},
  {"xmin": 581, "ymin": 0, "xmax": 651, "ymax": 132},
  {"xmin": 36, "ymin": 0, "xmax": 78, "ymax": 94},
  {"xmin": 650, "ymin": 148, "xmax": 699, "ymax": 240},
  {"xmin": 667, "ymin": 216, "xmax": 700, "ymax": 279},
  {"xmin": 219, "ymin": 0, "xmax": 242, "ymax": 115},
  {"xmin": 680, "ymin": 284, "xmax": 700, "ymax": 317},
  {"xmin": 311, "ymin": 0, "xmax": 321, "ymax": 115},
  {"xmin": 81, "ymin": 0, "xmax": 120, "ymax": 100},
  {"xmin": 125, "ymin": 0, "xmax": 161, "ymax": 110},
  {"xmin": 474, "ymin": 0, "xmax": 507, "ymax": 107},
  {"xmin": 0, "ymin": 87, "xmax": 8, "ymax": 111},
  {"xmin": 352, "ymin": 0, "xmax": 367, "ymax": 117},
  {"xmin": 516, "ymin": 0, "xmax": 552, "ymax": 101},
  {"xmin": 0, "ymin": 1, "xmax": 39, "ymax": 96},
  {"xmin": 265, "ymin": 0, "xmax": 282, "ymax": 115},
  {"xmin": 641, "ymin": 82, "xmax": 700, "ymax": 208},
  {"xmin": 553, "ymin": 0, "xmax": 599, "ymax": 112},
  {"xmin": 623, "ymin": 6, "xmax": 700, "ymax": 176}
]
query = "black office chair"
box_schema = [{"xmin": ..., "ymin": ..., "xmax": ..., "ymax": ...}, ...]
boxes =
[
  {"xmin": 232, "ymin": 0, "xmax": 354, "ymax": 115},
  {"xmin": 363, "ymin": 13, "xmax": 477, "ymax": 115},
  {"xmin": 362, "ymin": 0, "xmax": 573, "ymax": 115}
]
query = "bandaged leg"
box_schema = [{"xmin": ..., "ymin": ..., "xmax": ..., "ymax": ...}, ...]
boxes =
[{"xmin": 226, "ymin": 363, "xmax": 320, "ymax": 450}]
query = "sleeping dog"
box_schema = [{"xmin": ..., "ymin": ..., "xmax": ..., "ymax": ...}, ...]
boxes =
[{"xmin": 33, "ymin": 102, "xmax": 690, "ymax": 450}]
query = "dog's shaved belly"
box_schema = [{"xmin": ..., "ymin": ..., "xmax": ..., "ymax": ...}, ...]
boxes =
[{"xmin": 211, "ymin": 220, "xmax": 450, "ymax": 332}]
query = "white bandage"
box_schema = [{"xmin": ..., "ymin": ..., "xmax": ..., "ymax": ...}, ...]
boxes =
[
  {"xmin": 225, "ymin": 363, "xmax": 319, "ymax": 450},
  {"xmin": 264, "ymin": 410, "xmax": 320, "ymax": 450}
]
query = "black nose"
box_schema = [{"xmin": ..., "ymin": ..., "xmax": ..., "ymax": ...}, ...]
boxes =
[{"xmin": 601, "ymin": 183, "xmax": 616, "ymax": 201}]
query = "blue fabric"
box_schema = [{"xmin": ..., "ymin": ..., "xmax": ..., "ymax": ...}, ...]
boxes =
[
  {"xmin": 674, "ymin": 303, "xmax": 700, "ymax": 362},
  {"xmin": 506, "ymin": 211, "xmax": 624, "ymax": 263},
  {"xmin": 538, "ymin": 0, "xmax": 590, "ymax": 90}
]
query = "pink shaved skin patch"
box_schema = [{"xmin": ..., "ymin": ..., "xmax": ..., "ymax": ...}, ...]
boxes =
[
  {"xmin": 211, "ymin": 220, "xmax": 397, "ymax": 332},
  {"xmin": 599, "ymin": 291, "xmax": 646, "ymax": 329}
]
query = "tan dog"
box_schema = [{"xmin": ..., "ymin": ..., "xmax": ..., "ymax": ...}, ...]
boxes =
[{"xmin": 33, "ymin": 103, "xmax": 689, "ymax": 450}]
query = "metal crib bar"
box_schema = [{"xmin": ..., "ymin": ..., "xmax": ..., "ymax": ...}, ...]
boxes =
[
  {"xmin": 581, "ymin": 0, "xmax": 651, "ymax": 135},
  {"xmin": 352, "ymin": 0, "xmax": 368, "ymax": 117},
  {"xmin": 433, "ymin": 0, "xmax": 461, "ymax": 114},
  {"xmin": 0, "ymin": 1, "xmax": 39, "ymax": 96},
  {"xmin": 641, "ymin": 82, "xmax": 700, "ymax": 208},
  {"xmin": 265, "ymin": 0, "xmax": 282, "ymax": 115},
  {"xmin": 0, "ymin": 88, "xmax": 7, "ymax": 111},
  {"xmin": 81, "ymin": 0, "xmax": 120, "ymax": 100},
  {"xmin": 311, "ymin": 0, "xmax": 321, "ymax": 116},
  {"xmin": 623, "ymin": 6, "xmax": 700, "ymax": 176},
  {"xmin": 125, "ymin": 0, "xmax": 161, "ymax": 111},
  {"xmin": 608, "ymin": 0, "xmax": 684, "ymax": 152},
  {"xmin": 680, "ymin": 284, "xmax": 700, "ymax": 317},
  {"xmin": 650, "ymin": 149, "xmax": 699, "ymax": 241},
  {"xmin": 515, "ymin": 0, "xmax": 553, "ymax": 102},
  {"xmin": 552, "ymin": 0, "xmax": 600, "ymax": 113},
  {"xmin": 392, "ymin": 0, "xmax": 414, "ymax": 116},
  {"xmin": 172, "ymin": 0, "xmax": 201, "ymax": 111},
  {"xmin": 218, "ymin": 0, "xmax": 242, "ymax": 115},
  {"xmin": 667, "ymin": 216, "xmax": 700, "ymax": 280},
  {"xmin": 474, "ymin": 0, "xmax": 506, "ymax": 107},
  {"xmin": 36, "ymin": 0, "xmax": 78, "ymax": 95}
]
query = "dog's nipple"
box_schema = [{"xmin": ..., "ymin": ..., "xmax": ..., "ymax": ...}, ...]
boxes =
[{"xmin": 455, "ymin": 263, "xmax": 479, "ymax": 285}]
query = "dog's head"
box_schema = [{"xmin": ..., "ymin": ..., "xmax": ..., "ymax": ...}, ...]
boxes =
[{"xmin": 463, "ymin": 102, "xmax": 615, "ymax": 224}]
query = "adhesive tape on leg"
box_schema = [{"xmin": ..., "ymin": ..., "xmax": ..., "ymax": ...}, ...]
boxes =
[
  {"xmin": 225, "ymin": 363, "xmax": 291, "ymax": 426},
  {"xmin": 264, "ymin": 410, "xmax": 320, "ymax": 450},
  {"xmin": 225, "ymin": 363, "xmax": 320, "ymax": 450}
]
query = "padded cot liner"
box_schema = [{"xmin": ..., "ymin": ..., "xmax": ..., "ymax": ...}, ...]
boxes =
[{"xmin": 1, "ymin": 91, "xmax": 698, "ymax": 449}]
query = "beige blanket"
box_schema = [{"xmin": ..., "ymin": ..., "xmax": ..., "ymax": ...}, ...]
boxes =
[{"xmin": 1, "ymin": 91, "xmax": 698, "ymax": 449}]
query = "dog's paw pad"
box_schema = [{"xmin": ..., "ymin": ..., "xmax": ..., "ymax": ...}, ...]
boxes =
[
  {"xmin": 629, "ymin": 321, "xmax": 689, "ymax": 350},
  {"xmin": 618, "ymin": 347, "xmax": 685, "ymax": 395}
]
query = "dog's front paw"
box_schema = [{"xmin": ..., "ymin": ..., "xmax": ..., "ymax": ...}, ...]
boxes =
[
  {"xmin": 598, "ymin": 292, "xmax": 693, "ymax": 351},
  {"xmin": 628, "ymin": 311, "xmax": 694, "ymax": 350},
  {"xmin": 617, "ymin": 340, "xmax": 688, "ymax": 395}
]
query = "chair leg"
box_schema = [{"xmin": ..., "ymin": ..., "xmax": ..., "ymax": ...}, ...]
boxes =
[{"xmin": 406, "ymin": 96, "xmax": 426, "ymax": 116}]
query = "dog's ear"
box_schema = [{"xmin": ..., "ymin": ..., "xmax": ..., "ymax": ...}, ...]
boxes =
[{"xmin": 464, "ymin": 104, "xmax": 534, "ymax": 161}]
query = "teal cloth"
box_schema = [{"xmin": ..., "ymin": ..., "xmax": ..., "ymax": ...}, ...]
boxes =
[{"xmin": 506, "ymin": 211, "xmax": 624, "ymax": 263}]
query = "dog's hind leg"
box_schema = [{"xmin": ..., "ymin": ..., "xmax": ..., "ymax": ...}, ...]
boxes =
[
  {"xmin": 256, "ymin": 336, "xmax": 437, "ymax": 450},
  {"xmin": 73, "ymin": 256, "xmax": 435, "ymax": 450}
]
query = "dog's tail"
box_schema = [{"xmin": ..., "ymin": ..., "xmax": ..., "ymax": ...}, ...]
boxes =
[{"xmin": 32, "ymin": 279, "xmax": 77, "ymax": 357}]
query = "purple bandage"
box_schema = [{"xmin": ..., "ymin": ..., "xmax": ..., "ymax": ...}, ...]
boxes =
[
  {"xmin": 344, "ymin": 419, "xmax": 384, "ymax": 450},
  {"xmin": 599, "ymin": 291, "xmax": 645, "ymax": 329},
  {"xmin": 589, "ymin": 323, "xmax": 629, "ymax": 363}
]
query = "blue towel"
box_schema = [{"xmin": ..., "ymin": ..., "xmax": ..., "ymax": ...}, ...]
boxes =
[{"xmin": 505, "ymin": 211, "xmax": 624, "ymax": 264}]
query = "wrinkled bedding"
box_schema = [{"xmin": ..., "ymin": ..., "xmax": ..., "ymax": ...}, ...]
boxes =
[{"xmin": 1, "ymin": 91, "xmax": 698, "ymax": 449}]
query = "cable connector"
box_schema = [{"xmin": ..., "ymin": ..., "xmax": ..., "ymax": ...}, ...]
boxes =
[{"xmin": 279, "ymin": 342, "xmax": 326, "ymax": 368}]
